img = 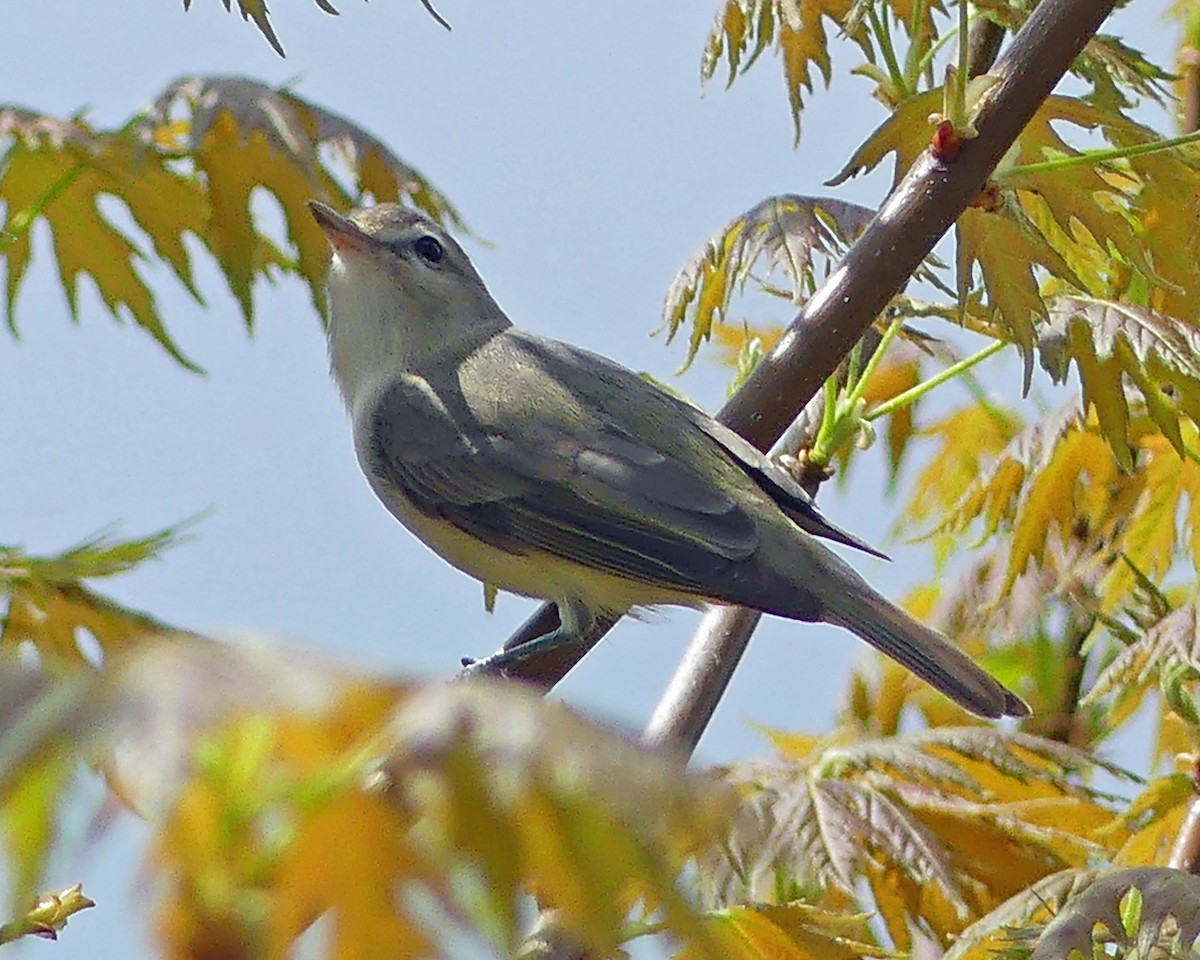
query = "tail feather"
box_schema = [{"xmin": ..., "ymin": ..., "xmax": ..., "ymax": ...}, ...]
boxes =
[{"xmin": 812, "ymin": 556, "xmax": 1028, "ymax": 719}]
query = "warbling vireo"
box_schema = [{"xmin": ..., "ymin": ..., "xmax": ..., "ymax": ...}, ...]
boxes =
[{"xmin": 309, "ymin": 200, "xmax": 1027, "ymax": 720}]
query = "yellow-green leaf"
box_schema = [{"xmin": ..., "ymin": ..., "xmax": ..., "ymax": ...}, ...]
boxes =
[
  {"xmin": 0, "ymin": 109, "xmax": 207, "ymax": 369},
  {"xmin": 701, "ymin": 0, "xmax": 862, "ymax": 143},
  {"xmin": 0, "ymin": 527, "xmax": 183, "ymax": 666},
  {"xmin": 661, "ymin": 194, "xmax": 875, "ymax": 368},
  {"xmin": 678, "ymin": 903, "xmax": 891, "ymax": 960},
  {"xmin": 182, "ymin": 0, "xmax": 451, "ymax": 58}
]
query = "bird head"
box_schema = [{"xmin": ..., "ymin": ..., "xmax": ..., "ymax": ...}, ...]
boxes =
[{"xmin": 309, "ymin": 201, "xmax": 509, "ymax": 402}]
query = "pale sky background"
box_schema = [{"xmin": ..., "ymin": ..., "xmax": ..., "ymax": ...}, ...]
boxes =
[{"xmin": 0, "ymin": 1, "xmax": 1181, "ymax": 957}]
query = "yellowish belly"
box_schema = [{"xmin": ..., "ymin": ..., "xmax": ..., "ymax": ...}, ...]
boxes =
[{"xmin": 369, "ymin": 478, "xmax": 695, "ymax": 615}]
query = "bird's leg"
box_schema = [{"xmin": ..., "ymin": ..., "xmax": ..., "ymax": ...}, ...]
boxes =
[{"xmin": 459, "ymin": 599, "xmax": 592, "ymax": 676}]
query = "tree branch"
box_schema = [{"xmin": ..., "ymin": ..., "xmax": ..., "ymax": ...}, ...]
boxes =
[
  {"xmin": 1169, "ymin": 764, "xmax": 1200, "ymax": 874},
  {"xmin": 483, "ymin": 0, "xmax": 1118, "ymax": 710},
  {"xmin": 518, "ymin": 0, "xmax": 1120, "ymax": 955}
]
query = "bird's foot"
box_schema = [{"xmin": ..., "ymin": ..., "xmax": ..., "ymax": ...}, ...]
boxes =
[{"xmin": 458, "ymin": 627, "xmax": 573, "ymax": 679}]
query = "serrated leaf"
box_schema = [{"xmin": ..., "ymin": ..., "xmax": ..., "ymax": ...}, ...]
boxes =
[
  {"xmin": 184, "ymin": 0, "xmax": 288, "ymax": 56},
  {"xmin": 826, "ymin": 89, "xmax": 941, "ymax": 188},
  {"xmin": 705, "ymin": 728, "xmax": 1125, "ymax": 949},
  {"xmin": 145, "ymin": 76, "xmax": 465, "ymax": 324},
  {"xmin": 1100, "ymin": 430, "xmax": 1200, "ymax": 611},
  {"xmin": 965, "ymin": 7, "xmax": 1170, "ymax": 109},
  {"xmin": 3, "ymin": 82, "xmax": 465, "ymax": 367},
  {"xmin": 0, "ymin": 635, "xmax": 727, "ymax": 957},
  {"xmin": 677, "ymin": 902, "xmax": 893, "ymax": 960},
  {"xmin": 1005, "ymin": 428, "xmax": 1118, "ymax": 596},
  {"xmin": 701, "ymin": 0, "xmax": 862, "ymax": 143},
  {"xmin": 901, "ymin": 400, "xmax": 1025, "ymax": 554},
  {"xmin": 183, "ymin": 0, "xmax": 451, "ymax": 58},
  {"xmin": 0, "ymin": 527, "xmax": 184, "ymax": 667},
  {"xmin": 1038, "ymin": 297, "xmax": 1200, "ymax": 464},
  {"xmin": 956, "ymin": 199, "xmax": 1086, "ymax": 388},
  {"xmin": 0, "ymin": 108, "xmax": 207, "ymax": 369},
  {"xmin": 1105, "ymin": 774, "xmax": 1195, "ymax": 866},
  {"xmin": 1086, "ymin": 602, "xmax": 1200, "ymax": 715},
  {"xmin": 929, "ymin": 404, "xmax": 1200, "ymax": 623},
  {"xmin": 833, "ymin": 94, "xmax": 1200, "ymax": 382},
  {"xmin": 662, "ymin": 194, "xmax": 875, "ymax": 368},
  {"xmin": 926, "ymin": 400, "xmax": 1092, "ymax": 545}
]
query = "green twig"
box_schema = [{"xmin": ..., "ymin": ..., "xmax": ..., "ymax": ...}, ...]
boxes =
[
  {"xmin": 867, "ymin": 338, "xmax": 1007, "ymax": 421},
  {"xmin": 867, "ymin": 4, "xmax": 907, "ymax": 95},
  {"xmin": 1003, "ymin": 129, "xmax": 1200, "ymax": 178},
  {"xmin": 902, "ymin": 0, "xmax": 931, "ymax": 90},
  {"xmin": 845, "ymin": 315, "xmax": 905, "ymax": 411}
]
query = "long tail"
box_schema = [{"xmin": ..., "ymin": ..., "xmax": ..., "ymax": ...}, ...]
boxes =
[{"xmin": 812, "ymin": 553, "xmax": 1028, "ymax": 719}]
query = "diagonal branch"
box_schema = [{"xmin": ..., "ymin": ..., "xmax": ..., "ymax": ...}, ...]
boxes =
[
  {"xmin": 518, "ymin": 1, "xmax": 1121, "ymax": 956},
  {"xmin": 483, "ymin": 0, "xmax": 1119, "ymax": 729}
]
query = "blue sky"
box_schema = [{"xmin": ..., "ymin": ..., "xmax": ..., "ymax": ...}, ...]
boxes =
[{"xmin": 1, "ymin": 1, "xmax": 1180, "ymax": 956}]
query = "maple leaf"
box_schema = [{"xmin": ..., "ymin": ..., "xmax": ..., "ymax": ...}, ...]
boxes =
[
  {"xmin": 675, "ymin": 902, "xmax": 896, "ymax": 960},
  {"xmin": 900, "ymin": 399, "xmax": 1025, "ymax": 565},
  {"xmin": 1077, "ymin": 35, "xmax": 1173, "ymax": 110},
  {"xmin": 182, "ymin": 0, "xmax": 451, "ymax": 58},
  {"xmin": 704, "ymin": 727, "xmax": 1126, "ymax": 951},
  {"xmin": 0, "ymin": 635, "xmax": 727, "ymax": 958},
  {"xmin": 2, "ymin": 81, "xmax": 464, "ymax": 367},
  {"xmin": 925, "ymin": 401, "xmax": 1108, "ymax": 582},
  {"xmin": 1100, "ymin": 431, "xmax": 1200, "ymax": 612},
  {"xmin": 927, "ymin": 398, "xmax": 1200, "ymax": 613},
  {"xmin": 661, "ymin": 194, "xmax": 875, "ymax": 368},
  {"xmin": 1086, "ymin": 602, "xmax": 1200, "ymax": 721},
  {"xmin": 0, "ymin": 526, "xmax": 184, "ymax": 667},
  {"xmin": 968, "ymin": 2, "xmax": 1170, "ymax": 110},
  {"xmin": 831, "ymin": 94, "xmax": 1200, "ymax": 387},
  {"xmin": 1038, "ymin": 297, "xmax": 1200, "ymax": 467},
  {"xmin": 701, "ymin": 0, "xmax": 866, "ymax": 144},
  {"xmin": 0, "ymin": 108, "xmax": 208, "ymax": 370},
  {"xmin": 1103, "ymin": 774, "xmax": 1196, "ymax": 867},
  {"xmin": 145, "ymin": 75, "xmax": 466, "ymax": 325}
]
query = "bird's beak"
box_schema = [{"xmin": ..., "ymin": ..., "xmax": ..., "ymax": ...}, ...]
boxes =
[{"xmin": 308, "ymin": 201, "xmax": 372, "ymax": 253}]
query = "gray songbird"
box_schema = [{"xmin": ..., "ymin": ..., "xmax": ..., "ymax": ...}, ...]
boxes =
[{"xmin": 309, "ymin": 200, "xmax": 1028, "ymax": 720}]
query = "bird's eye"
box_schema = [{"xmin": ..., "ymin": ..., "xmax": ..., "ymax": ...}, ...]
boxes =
[{"xmin": 413, "ymin": 235, "xmax": 445, "ymax": 265}]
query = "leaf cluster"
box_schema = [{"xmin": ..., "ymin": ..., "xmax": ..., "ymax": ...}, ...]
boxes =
[
  {"xmin": 1, "ymin": 78, "xmax": 463, "ymax": 369},
  {"xmin": 0, "ymin": 634, "xmax": 731, "ymax": 958}
]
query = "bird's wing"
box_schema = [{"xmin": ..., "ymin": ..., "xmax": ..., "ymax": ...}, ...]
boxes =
[
  {"xmin": 506, "ymin": 332, "xmax": 887, "ymax": 560},
  {"xmin": 684, "ymin": 413, "xmax": 889, "ymax": 560},
  {"xmin": 362, "ymin": 376, "xmax": 762, "ymax": 594}
]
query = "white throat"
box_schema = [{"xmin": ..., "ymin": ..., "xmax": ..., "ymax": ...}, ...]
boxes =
[{"xmin": 324, "ymin": 252, "xmax": 509, "ymax": 407}]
